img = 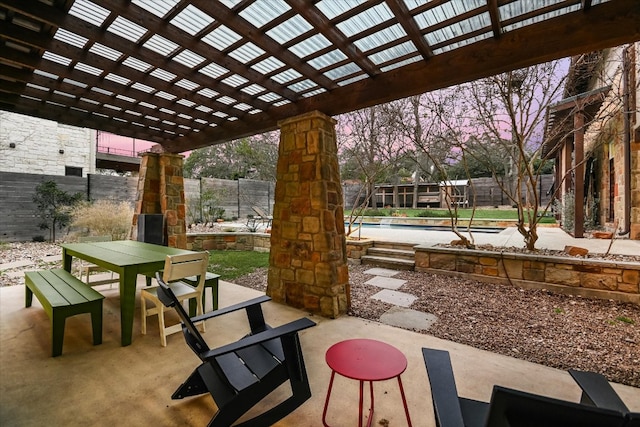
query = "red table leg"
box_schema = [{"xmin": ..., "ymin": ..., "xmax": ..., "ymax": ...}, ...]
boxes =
[
  {"xmin": 397, "ymin": 375, "xmax": 412, "ymax": 427},
  {"xmin": 323, "ymin": 370, "xmax": 336, "ymax": 427}
]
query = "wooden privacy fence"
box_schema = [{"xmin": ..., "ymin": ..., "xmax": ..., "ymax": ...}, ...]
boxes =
[{"xmin": 0, "ymin": 172, "xmax": 274, "ymax": 242}]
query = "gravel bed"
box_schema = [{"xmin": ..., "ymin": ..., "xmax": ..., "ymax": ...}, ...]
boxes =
[{"xmin": 2, "ymin": 241, "xmax": 639, "ymax": 387}]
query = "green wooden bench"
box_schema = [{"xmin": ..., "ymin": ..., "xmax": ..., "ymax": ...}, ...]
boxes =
[{"xmin": 25, "ymin": 269, "xmax": 104, "ymax": 357}]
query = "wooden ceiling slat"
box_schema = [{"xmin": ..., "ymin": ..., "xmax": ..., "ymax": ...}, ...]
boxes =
[
  {"xmin": 487, "ymin": 0, "xmax": 502, "ymax": 39},
  {"xmin": 385, "ymin": 0, "xmax": 434, "ymax": 59}
]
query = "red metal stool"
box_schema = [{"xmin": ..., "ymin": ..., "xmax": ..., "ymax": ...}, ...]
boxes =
[{"xmin": 322, "ymin": 338, "xmax": 412, "ymax": 427}]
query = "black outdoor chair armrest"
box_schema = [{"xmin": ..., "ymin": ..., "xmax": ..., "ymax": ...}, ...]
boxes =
[
  {"xmin": 190, "ymin": 295, "xmax": 270, "ymax": 322},
  {"xmin": 201, "ymin": 317, "xmax": 316, "ymax": 360},
  {"xmin": 568, "ymin": 369, "xmax": 630, "ymax": 413}
]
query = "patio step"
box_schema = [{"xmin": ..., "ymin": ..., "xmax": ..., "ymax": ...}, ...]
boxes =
[
  {"xmin": 361, "ymin": 255, "xmax": 415, "ymax": 270},
  {"xmin": 366, "ymin": 247, "xmax": 415, "ymax": 261}
]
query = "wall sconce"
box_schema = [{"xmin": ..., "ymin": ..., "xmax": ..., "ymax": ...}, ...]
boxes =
[
  {"xmin": 9, "ymin": 143, "xmax": 15, "ymax": 148},
  {"xmin": 59, "ymin": 149, "xmax": 65, "ymax": 154}
]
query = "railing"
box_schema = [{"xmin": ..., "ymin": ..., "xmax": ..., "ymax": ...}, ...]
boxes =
[{"xmin": 96, "ymin": 145, "xmax": 150, "ymax": 157}]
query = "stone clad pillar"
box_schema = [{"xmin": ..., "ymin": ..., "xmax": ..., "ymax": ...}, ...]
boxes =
[
  {"xmin": 133, "ymin": 151, "xmax": 187, "ymax": 248},
  {"xmin": 267, "ymin": 111, "xmax": 350, "ymax": 318}
]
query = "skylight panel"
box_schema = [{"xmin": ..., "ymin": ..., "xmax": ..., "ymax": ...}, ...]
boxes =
[
  {"xmin": 202, "ymin": 25, "xmax": 241, "ymax": 51},
  {"xmin": 337, "ymin": 74, "xmax": 368, "ymax": 86},
  {"xmin": 160, "ymin": 108, "xmax": 176, "ymax": 115},
  {"xmin": 53, "ymin": 90, "xmax": 75, "ymax": 98},
  {"xmin": 80, "ymin": 97, "xmax": 100, "ymax": 105},
  {"xmin": 194, "ymin": 118, "xmax": 208, "ymax": 125},
  {"xmin": 308, "ymin": 49, "xmax": 348, "ymax": 70},
  {"xmin": 197, "ymin": 88, "xmax": 219, "ymax": 98},
  {"xmin": 501, "ymin": 2, "xmax": 580, "ymax": 32},
  {"xmin": 150, "ymin": 68, "xmax": 177, "ymax": 81},
  {"xmin": 273, "ymin": 99, "xmax": 291, "ymax": 107},
  {"xmin": 415, "ymin": 0, "xmax": 485, "ymax": 30},
  {"xmin": 368, "ymin": 41, "xmax": 417, "ymax": 65},
  {"xmin": 117, "ymin": 94, "xmax": 136, "ymax": 103},
  {"xmin": 155, "ymin": 91, "xmax": 176, "ymax": 101},
  {"xmin": 234, "ymin": 103, "xmax": 253, "ymax": 111},
  {"xmin": 107, "ymin": 16, "xmax": 148, "ymax": 43},
  {"xmin": 249, "ymin": 109, "xmax": 262, "ymax": 114},
  {"xmin": 42, "ymin": 51, "xmax": 72, "ymax": 66},
  {"xmin": 123, "ymin": 56, "xmax": 153, "ymax": 72},
  {"xmin": 126, "ymin": 110, "xmax": 142, "ymax": 116},
  {"xmin": 238, "ymin": 0, "xmax": 291, "ymax": 28},
  {"xmin": 221, "ymin": 74, "xmax": 249, "ymax": 87},
  {"xmin": 228, "ymin": 42, "xmax": 266, "ymax": 63},
  {"xmin": 336, "ymin": 3, "xmax": 394, "ymax": 37},
  {"xmin": 68, "ymin": 0, "xmax": 110, "ymax": 26},
  {"xmin": 499, "ymin": 0, "xmax": 564, "ymax": 20},
  {"xmin": 353, "ymin": 24, "xmax": 407, "ymax": 53},
  {"xmin": 132, "ymin": 0, "xmax": 179, "ymax": 18},
  {"xmin": 144, "ymin": 35, "xmax": 180, "ymax": 56},
  {"xmin": 323, "ymin": 63, "xmax": 361, "ymax": 80},
  {"xmin": 62, "ymin": 78, "xmax": 87, "ymax": 88},
  {"xmin": 425, "ymin": 13, "xmax": 490, "ymax": 46},
  {"xmin": 217, "ymin": 96, "xmax": 236, "ymax": 105},
  {"xmin": 198, "ymin": 63, "xmax": 229, "ymax": 79},
  {"xmin": 53, "ymin": 29, "xmax": 88, "ymax": 49},
  {"xmin": 170, "ymin": 5, "xmax": 214, "ymax": 35},
  {"xmin": 89, "ymin": 43, "xmax": 122, "ymax": 61},
  {"xmin": 288, "ymin": 34, "xmax": 332, "ymax": 58},
  {"xmin": 175, "ymin": 79, "xmax": 199, "ymax": 90},
  {"xmin": 131, "ymin": 82, "xmax": 154, "ymax": 93},
  {"xmin": 266, "ymin": 15, "xmax": 312, "ymax": 44},
  {"xmin": 258, "ymin": 92, "xmax": 281, "ymax": 102},
  {"xmin": 196, "ymin": 105, "xmax": 213, "ymax": 113},
  {"xmin": 140, "ymin": 102, "xmax": 158, "ymax": 110},
  {"xmin": 380, "ymin": 56, "xmax": 421, "ymax": 72},
  {"xmin": 213, "ymin": 111, "xmax": 228, "ymax": 118},
  {"xmin": 26, "ymin": 83, "xmax": 50, "ymax": 92},
  {"xmin": 103, "ymin": 104, "xmax": 122, "ymax": 111},
  {"xmin": 91, "ymin": 87, "xmax": 113, "ymax": 96},
  {"xmin": 75, "ymin": 62, "xmax": 103, "ymax": 76},
  {"xmin": 33, "ymin": 70, "xmax": 59, "ymax": 81},
  {"xmin": 104, "ymin": 73, "xmax": 131, "ymax": 85},
  {"xmin": 271, "ymin": 69, "xmax": 303, "ymax": 84},
  {"xmin": 288, "ymin": 79, "xmax": 316, "ymax": 93},
  {"xmin": 316, "ymin": 0, "xmax": 366, "ymax": 20},
  {"xmin": 172, "ymin": 49, "xmax": 206, "ymax": 68},
  {"xmin": 432, "ymin": 32, "xmax": 492, "ymax": 53},
  {"xmin": 220, "ymin": 0, "xmax": 241, "ymax": 9},
  {"xmin": 177, "ymin": 113, "xmax": 193, "ymax": 120},
  {"xmin": 251, "ymin": 57, "xmax": 286, "ymax": 75},
  {"xmin": 301, "ymin": 88, "xmax": 326, "ymax": 98},
  {"xmin": 177, "ymin": 99, "xmax": 196, "ymax": 107},
  {"xmin": 241, "ymin": 84, "xmax": 266, "ymax": 95}
]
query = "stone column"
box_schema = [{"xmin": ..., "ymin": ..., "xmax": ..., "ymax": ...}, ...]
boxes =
[
  {"xmin": 267, "ymin": 111, "xmax": 349, "ymax": 318},
  {"xmin": 133, "ymin": 151, "xmax": 187, "ymax": 248}
]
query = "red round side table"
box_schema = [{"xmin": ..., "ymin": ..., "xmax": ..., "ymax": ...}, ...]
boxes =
[{"xmin": 322, "ymin": 338, "xmax": 412, "ymax": 427}]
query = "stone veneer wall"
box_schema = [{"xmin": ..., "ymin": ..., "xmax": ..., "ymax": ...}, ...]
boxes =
[
  {"xmin": 415, "ymin": 246, "xmax": 639, "ymax": 304},
  {"xmin": 133, "ymin": 152, "xmax": 187, "ymax": 248},
  {"xmin": 266, "ymin": 111, "xmax": 349, "ymax": 318},
  {"xmin": 187, "ymin": 232, "xmax": 271, "ymax": 252}
]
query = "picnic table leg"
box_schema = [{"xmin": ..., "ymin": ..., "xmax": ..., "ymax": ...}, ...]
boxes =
[
  {"xmin": 119, "ymin": 269, "xmax": 137, "ymax": 346},
  {"xmin": 63, "ymin": 250, "xmax": 72, "ymax": 272}
]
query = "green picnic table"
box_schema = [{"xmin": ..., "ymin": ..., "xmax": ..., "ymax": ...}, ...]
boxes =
[{"xmin": 61, "ymin": 240, "xmax": 196, "ymax": 346}]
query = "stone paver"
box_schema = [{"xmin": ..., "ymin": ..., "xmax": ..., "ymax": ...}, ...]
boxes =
[
  {"xmin": 371, "ymin": 289, "xmax": 417, "ymax": 307},
  {"xmin": 363, "ymin": 267, "xmax": 400, "ymax": 277},
  {"xmin": 379, "ymin": 306, "xmax": 437, "ymax": 330},
  {"xmin": 0, "ymin": 260, "xmax": 33, "ymax": 271},
  {"xmin": 365, "ymin": 276, "xmax": 406, "ymax": 290}
]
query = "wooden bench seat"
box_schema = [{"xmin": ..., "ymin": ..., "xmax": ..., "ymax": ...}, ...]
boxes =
[{"xmin": 25, "ymin": 269, "xmax": 104, "ymax": 357}]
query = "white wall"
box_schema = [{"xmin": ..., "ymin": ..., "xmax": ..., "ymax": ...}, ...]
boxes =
[{"xmin": 0, "ymin": 112, "xmax": 96, "ymax": 176}]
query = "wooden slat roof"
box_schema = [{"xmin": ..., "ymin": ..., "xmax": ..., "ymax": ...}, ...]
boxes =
[{"xmin": 1, "ymin": 0, "xmax": 639, "ymax": 153}]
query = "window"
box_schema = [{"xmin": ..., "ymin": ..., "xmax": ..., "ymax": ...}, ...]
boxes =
[{"xmin": 65, "ymin": 166, "xmax": 83, "ymax": 177}]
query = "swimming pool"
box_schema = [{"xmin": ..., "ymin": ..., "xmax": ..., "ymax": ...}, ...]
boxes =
[{"xmin": 345, "ymin": 222, "xmax": 505, "ymax": 234}]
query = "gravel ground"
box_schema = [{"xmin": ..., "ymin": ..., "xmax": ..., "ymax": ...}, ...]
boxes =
[{"xmin": 2, "ymin": 241, "xmax": 639, "ymax": 387}]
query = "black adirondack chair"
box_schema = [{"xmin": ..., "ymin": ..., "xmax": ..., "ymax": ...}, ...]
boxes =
[
  {"xmin": 155, "ymin": 272, "xmax": 316, "ymax": 427},
  {"xmin": 422, "ymin": 347, "xmax": 631, "ymax": 427}
]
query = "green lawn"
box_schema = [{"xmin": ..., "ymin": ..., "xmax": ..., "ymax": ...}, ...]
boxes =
[{"xmin": 207, "ymin": 250, "xmax": 270, "ymax": 280}]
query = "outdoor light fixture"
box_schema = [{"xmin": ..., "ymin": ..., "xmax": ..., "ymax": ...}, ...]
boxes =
[
  {"xmin": 59, "ymin": 149, "xmax": 64, "ymax": 154},
  {"xmin": 9, "ymin": 143, "xmax": 15, "ymax": 148}
]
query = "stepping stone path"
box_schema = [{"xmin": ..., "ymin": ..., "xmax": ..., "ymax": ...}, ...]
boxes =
[{"xmin": 363, "ymin": 267, "xmax": 438, "ymax": 330}]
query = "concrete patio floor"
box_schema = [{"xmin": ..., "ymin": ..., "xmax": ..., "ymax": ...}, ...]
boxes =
[{"xmin": 1, "ymin": 277, "xmax": 639, "ymax": 427}]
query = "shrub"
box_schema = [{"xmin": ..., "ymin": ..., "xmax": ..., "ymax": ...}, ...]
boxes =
[{"xmin": 71, "ymin": 200, "xmax": 133, "ymax": 240}]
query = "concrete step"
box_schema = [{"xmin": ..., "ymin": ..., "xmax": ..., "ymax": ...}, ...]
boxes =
[
  {"xmin": 367, "ymin": 247, "xmax": 415, "ymax": 261},
  {"xmin": 370, "ymin": 241, "xmax": 416, "ymax": 251},
  {"xmin": 361, "ymin": 255, "xmax": 415, "ymax": 270}
]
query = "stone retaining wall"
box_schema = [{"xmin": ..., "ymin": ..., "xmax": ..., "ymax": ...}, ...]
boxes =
[
  {"xmin": 415, "ymin": 246, "xmax": 640, "ymax": 304},
  {"xmin": 187, "ymin": 232, "xmax": 271, "ymax": 252}
]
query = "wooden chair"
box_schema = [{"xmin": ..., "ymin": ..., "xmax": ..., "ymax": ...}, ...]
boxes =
[
  {"xmin": 155, "ymin": 273, "xmax": 316, "ymax": 427},
  {"xmin": 78, "ymin": 235, "xmax": 118, "ymax": 288},
  {"xmin": 421, "ymin": 348, "xmax": 630, "ymax": 427},
  {"xmin": 141, "ymin": 252, "xmax": 208, "ymax": 347}
]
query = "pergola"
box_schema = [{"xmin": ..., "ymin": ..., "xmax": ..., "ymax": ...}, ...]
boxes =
[{"xmin": 2, "ymin": 0, "xmax": 639, "ymax": 317}]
